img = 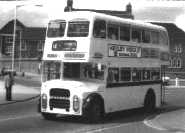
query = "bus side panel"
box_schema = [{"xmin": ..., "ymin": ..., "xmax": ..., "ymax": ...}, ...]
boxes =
[
  {"xmin": 102, "ymin": 84, "xmax": 161, "ymax": 113},
  {"xmin": 103, "ymin": 85, "xmax": 144, "ymax": 113}
]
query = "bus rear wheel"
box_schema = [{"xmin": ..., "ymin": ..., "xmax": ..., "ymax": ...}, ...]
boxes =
[{"xmin": 144, "ymin": 90, "xmax": 156, "ymax": 113}]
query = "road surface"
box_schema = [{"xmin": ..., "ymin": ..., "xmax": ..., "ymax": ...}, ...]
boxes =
[{"xmin": 0, "ymin": 86, "xmax": 184, "ymax": 133}]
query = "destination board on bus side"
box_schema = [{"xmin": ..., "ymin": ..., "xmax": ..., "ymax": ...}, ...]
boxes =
[
  {"xmin": 108, "ymin": 44, "xmax": 141, "ymax": 58},
  {"xmin": 45, "ymin": 52, "xmax": 87, "ymax": 61}
]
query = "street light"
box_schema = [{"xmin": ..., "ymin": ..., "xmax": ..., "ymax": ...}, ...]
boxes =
[{"xmin": 12, "ymin": 1, "xmax": 43, "ymax": 72}]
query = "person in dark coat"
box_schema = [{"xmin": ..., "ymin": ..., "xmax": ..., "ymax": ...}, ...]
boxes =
[{"xmin": 4, "ymin": 73, "xmax": 14, "ymax": 101}]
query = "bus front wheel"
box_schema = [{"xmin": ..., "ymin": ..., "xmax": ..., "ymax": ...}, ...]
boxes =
[
  {"xmin": 41, "ymin": 112, "xmax": 56, "ymax": 120},
  {"xmin": 88, "ymin": 102, "xmax": 103, "ymax": 123}
]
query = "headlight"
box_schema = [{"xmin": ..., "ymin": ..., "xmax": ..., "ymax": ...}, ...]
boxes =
[
  {"xmin": 73, "ymin": 95, "xmax": 80, "ymax": 112},
  {"xmin": 41, "ymin": 83, "xmax": 47, "ymax": 89},
  {"xmin": 41, "ymin": 93, "xmax": 47, "ymax": 109}
]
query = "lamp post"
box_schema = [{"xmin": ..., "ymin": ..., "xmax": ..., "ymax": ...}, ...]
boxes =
[
  {"xmin": 11, "ymin": 2, "xmax": 17, "ymax": 72},
  {"xmin": 12, "ymin": 2, "xmax": 43, "ymax": 72}
]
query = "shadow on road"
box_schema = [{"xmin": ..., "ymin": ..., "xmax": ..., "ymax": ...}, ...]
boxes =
[{"xmin": 41, "ymin": 104, "xmax": 185, "ymax": 125}]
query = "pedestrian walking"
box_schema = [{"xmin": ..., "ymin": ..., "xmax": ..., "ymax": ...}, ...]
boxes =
[{"xmin": 4, "ymin": 73, "xmax": 14, "ymax": 101}]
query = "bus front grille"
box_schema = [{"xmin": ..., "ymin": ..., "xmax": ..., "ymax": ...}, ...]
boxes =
[{"xmin": 49, "ymin": 88, "xmax": 70, "ymax": 110}]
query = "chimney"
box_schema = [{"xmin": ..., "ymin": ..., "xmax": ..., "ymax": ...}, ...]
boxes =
[
  {"xmin": 126, "ymin": 3, "xmax": 132, "ymax": 15},
  {"xmin": 64, "ymin": 0, "xmax": 73, "ymax": 12}
]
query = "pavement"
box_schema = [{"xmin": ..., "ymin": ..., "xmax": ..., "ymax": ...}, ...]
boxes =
[
  {"xmin": 0, "ymin": 72, "xmax": 40, "ymax": 105},
  {"xmin": 145, "ymin": 86, "xmax": 185, "ymax": 132},
  {"xmin": 145, "ymin": 108, "xmax": 185, "ymax": 132}
]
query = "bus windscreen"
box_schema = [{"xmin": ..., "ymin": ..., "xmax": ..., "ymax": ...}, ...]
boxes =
[
  {"xmin": 47, "ymin": 20, "xmax": 66, "ymax": 37},
  {"xmin": 67, "ymin": 21, "xmax": 89, "ymax": 37}
]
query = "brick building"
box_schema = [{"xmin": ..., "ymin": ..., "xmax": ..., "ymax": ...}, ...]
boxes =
[
  {"xmin": 64, "ymin": 0, "xmax": 134, "ymax": 19},
  {"xmin": 0, "ymin": 19, "xmax": 46, "ymax": 73},
  {"xmin": 152, "ymin": 22, "xmax": 185, "ymax": 78}
]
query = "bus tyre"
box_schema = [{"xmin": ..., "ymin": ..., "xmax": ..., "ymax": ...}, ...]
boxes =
[
  {"xmin": 41, "ymin": 112, "xmax": 56, "ymax": 120},
  {"xmin": 144, "ymin": 90, "xmax": 156, "ymax": 113},
  {"xmin": 86, "ymin": 101, "xmax": 103, "ymax": 123}
]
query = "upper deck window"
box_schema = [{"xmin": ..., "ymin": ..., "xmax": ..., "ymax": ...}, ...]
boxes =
[
  {"xmin": 160, "ymin": 31, "xmax": 168, "ymax": 45},
  {"xmin": 47, "ymin": 20, "xmax": 66, "ymax": 37},
  {"xmin": 108, "ymin": 24, "xmax": 119, "ymax": 40},
  {"xmin": 142, "ymin": 30, "xmax": 151, "ymax": 43},
  {"xmin": 67, "ymin": 21, "xmax": 89, "ymax": 37},
  {"xmin": 120, "ymin": 25, "xmax": 130, "ymax": 41},
  {"xmin": 151, "ymin": 31, "xmax": 159, "ymax": 44},
  {"xmin": 131, "ymin": 28, "xmax": 142, "ymax": 43},
  {"xmin": 93, "ymin": 20, "xmax": 106, "ymax": 38}
]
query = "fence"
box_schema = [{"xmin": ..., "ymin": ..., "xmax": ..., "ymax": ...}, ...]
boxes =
[{"xmin": 167, "ymin": 78, "xmax": 185, "ymax": 88}]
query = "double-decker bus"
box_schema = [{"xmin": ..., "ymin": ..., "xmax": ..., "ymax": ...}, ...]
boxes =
[{"xmin": 40, "ymin": 11, "xmax": 169, "ymax": 122}]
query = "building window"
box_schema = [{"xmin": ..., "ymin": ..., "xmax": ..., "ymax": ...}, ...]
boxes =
[
  {"xmin": 37, "ymin": 40, "xmax": 44, "ymax": 51},
  {"xmin": 6, "ymin": 45, "xmax": 13, "ymax": 55},
  {"xmin": 176, "ymin": 58, "xmax": 182, "ymax": 68},
  {"xmin": 169, "ymin": 58, "xmax": 173, "ymax": 68},
  {"xmin": 4, "ymin": 36, "xmax": 13, "ymax": 56},
  {"xmin": 177, "ymin": 44, "xmax": 182, "ymax": 53},
  {"xmin": 174, "ymin": 44, "xmax": 182, "ymax": 53},
  {"xmin": 5, "ymin": 36, "xmax": 13, "ymax": 43},
  {"xmin": 21, "ymin": 40, "xmax": 27, "ymax": 51},
  {"xmin": 174, "ymin": 45, "xmax": 177, "ymax": 53},
  {"xmin": 169, "ymin": 57, "xmax": 182, "ymax": 68},
  {"xmin": 172, "ymin": 58, "xmax": 176, "ymax": 68}
]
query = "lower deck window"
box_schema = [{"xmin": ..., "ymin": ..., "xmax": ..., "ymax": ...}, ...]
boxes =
[
  {"xmin": 132, "ymin": 69, "xmax": 141, "ymax": 81},
  {"xmin": 120, "ymin": 68, "xmax": 131, "ymax": 81},
  {"xmin": 107, "ymin": 68, "xmax": 119, "ymax": 83},
  {"xmin": 107, "ymin": 67, "xmax": 161, "ymax": 85},
  {"xmin": 142, "ymin": 70, "xmax": 150, "ymax": 80},
  {"xmin": 42, "ymin": 61, "xmax": 61, "ymax": 82}
]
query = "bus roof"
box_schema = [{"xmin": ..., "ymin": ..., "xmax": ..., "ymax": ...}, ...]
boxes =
[{"xmin": 49, "ymin": 11, "xmax": 167, "ymax": 32}]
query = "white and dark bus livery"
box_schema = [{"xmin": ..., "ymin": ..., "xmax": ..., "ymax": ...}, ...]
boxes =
[{"xmin": 40, "ymin": 11, "xmax": 169, "ymax": 122}]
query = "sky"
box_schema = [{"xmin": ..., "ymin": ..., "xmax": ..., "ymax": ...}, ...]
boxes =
[{"xmin": 0, "ymin": 0, "xmax": 185, "ymax": 31}]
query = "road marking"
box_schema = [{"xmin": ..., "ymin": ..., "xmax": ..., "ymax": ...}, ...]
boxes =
[
  {"xmin": 78, "ymin": 123, "xmax": 134, "ymax": 133},
  {"xmin": 0, "ymin": 114, "xmax": 40, "ymax": 122},
  {"xmin": 144, "ymin": 115, "xmax": 185, "ymax": 132},
  {"xmin": 143, "ymin": 115, "xmax": 167, "ymax": 131}
]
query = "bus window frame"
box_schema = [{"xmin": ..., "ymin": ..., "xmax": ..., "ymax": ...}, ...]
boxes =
[
  {"xmin": 47, "ymin": 20, "xmax": 66, "ymax": 38},
  {"xmin": 142, "ymin": 69, "xmax": 151, "ymax": 81},
  {"xmin": 107, "ymin": 23, "xmax": 119, "ymax": 40},
  {"xmin": 131, "ymin": 26, "xmax": 142, "ymax": 43},
  {"xmin": 93, "ymin": 19, "xmax": 106, "ymax": 39},
  {"xmin": 142, "ymin": 29, "xmax": 151, "ymax": 44},
  {"xmin": 67, "ymin": 20, "xmax": 90, "ymax": 37},
  {"xmin": 120, "ymin": 67, "xmax": 131, "ymax": 82},
  {"xmin": 151, "ymin": 30, "xmax": 160, "ymax": 44},
  {"xmin": 132, "ymin": 68, "xmax": 142, "ymax": 82},
  {"xmin": 120, "ymin": 24, "xmax": 131, "ymax": 42},
  {"xmin": 159, "ymin": 31, "xmax": 169, "ymax": 46},
  {"xmin": 107, "ymin": 67, "xmax": 119, "ymax": 83}
]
